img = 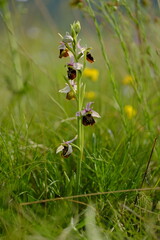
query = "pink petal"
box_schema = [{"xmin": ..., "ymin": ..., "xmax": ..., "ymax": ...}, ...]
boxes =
[
  {"xmin": 65, "ymin": 135, "xmax": 78, "ymax": 144},
  {"xmin": 86, "ymin": 102, "xmax": 94, "ymax": 111},
  {"xmin": 59, "ymin": 85, "xmax": 70, "ymax": 93}
]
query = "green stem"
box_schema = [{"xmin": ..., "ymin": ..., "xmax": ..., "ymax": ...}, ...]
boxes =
[
  {"xmin": 2, "ymin": 2, "xmax": 23, "ymax": 91},
  {"xmin": 76, "ymin": 70, "xmax": 84, "ymax": 195}
]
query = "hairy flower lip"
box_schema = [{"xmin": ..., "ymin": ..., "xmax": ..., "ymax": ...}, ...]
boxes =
[
  {"xmin": 82, "ymin": 114, "xmax": 95, "ymax": 126},
  {"xmin": 67, "ymin": 67, "xmax": 77, "ymax": 80},
  {"xmin": 59, "ymin": 49, "xmax": 69, "ymax": 58},
  {"xmin": 86, "ymin": 52, "xmax": 95, "ymax": 63}
]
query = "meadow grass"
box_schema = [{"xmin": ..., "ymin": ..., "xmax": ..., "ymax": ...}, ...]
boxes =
[{"xmin": 0, "ymin": 0, "xmax": 160, "ymax": 239}]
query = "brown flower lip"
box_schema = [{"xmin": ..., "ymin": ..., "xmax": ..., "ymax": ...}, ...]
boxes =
[
  {"xmin": 66, "ymin": 91, "xmax": 76, "ymax": 100},
  {"xmin": 86, "ymin": 52, "xmax": 95, "ymax": 63},
  {"xmin": 82, "ymin": 113, "xmax": 95, "ymax": 126},
  {"xmin": 61, "ymin": 146, "xmax": 71, "ymax": 158},
  {"xmin": 67, "ymin": 67, "xmax": 77, "ymax": 79},
  {"xmin": 59, "ymin": 49, "xmax": 69, "ymax": 58}
]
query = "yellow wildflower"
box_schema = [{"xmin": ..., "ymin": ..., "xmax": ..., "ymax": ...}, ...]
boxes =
[
  {"xmin": 85, "ymin": 91, "xmax": 96, "ymax": 100},
  {"xmin": 83, "ymin": 68, "xmax": 99, "ymax": 81},
  {"xmin": 122, "ymin": 75, "xmax": 133, "ymax": 85},
  {"xmin": 124, "ymin": 105, "xmax": 137, "ymax": 119}
]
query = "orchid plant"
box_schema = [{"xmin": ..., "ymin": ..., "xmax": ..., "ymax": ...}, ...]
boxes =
[{"xmin": 56, "ymin": 21, "xmax": 101, "ymax": 193}]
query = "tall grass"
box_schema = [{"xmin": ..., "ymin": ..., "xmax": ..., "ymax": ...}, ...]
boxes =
[{"xmin": 0, "ymin": 0, "xmax": 160, "ymax": 239}]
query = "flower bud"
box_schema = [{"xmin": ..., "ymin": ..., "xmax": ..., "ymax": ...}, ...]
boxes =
[{"xmin": 71, "ymin": 21, "xmax": 81, "ymax": 38}]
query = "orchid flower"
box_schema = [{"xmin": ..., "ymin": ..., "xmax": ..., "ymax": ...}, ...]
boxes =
[
  {"xmin": 77, "ymin": 40, "xmax": 94, "ymax": 63},
  {"xmin": 76, "ymin": 102, "xmax": 101, "ymax": 126},
  {"xmin": 77, "ymin": 39, "xmax": 87, "ymax": 56},
  {"xmin": 59, "ymin": 42, "xmax": 69, "ymax": 58},
  {"xmin": 67, "ymin": 56, "xmax": 83, "ymax": 80},
  {"xmin": 59, "ymin": 80, "xmax": 77, "ymax": 100},
  {"xmin": 56, "ymin": 135, "xmax": 77, "ymax": 158},
  {"xmin": 86, "ymin": 52, "xmax": 95, "ymax": 63},
  {"xmin": 68, "ymin": 55, "xmax": 83, "ymax": 69}
]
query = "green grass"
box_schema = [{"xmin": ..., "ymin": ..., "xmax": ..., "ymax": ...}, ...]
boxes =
[{"xmin": 0, "ymin": 0, "xmax": 160, "ymax": 239}]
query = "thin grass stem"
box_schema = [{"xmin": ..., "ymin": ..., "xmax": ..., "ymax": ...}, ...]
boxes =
[{"xmin": 1, "ymin": 2, "xmax": 23, "ymax": 90}]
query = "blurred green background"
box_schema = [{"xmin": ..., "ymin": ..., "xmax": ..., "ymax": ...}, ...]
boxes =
[{"xmin": 0, "ymin": 1, "xmax": 160, "ymax": 239}]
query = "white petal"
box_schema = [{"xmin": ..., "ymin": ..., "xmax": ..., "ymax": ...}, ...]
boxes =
[
  {"xmin": 68, "ymin": 51, "xmax": 74, "ymax": 58},
  {"xmin": 77, "ymin": 39, "xmax": 82, "ymax": 49},
  {"xmin": 59, "ymin": 85, "xmax": 70, "ymax": 93},
  {"xmin": 68, "ymin": 56, "xmax": 74, "ymax": 65},
  {"xmin": 56, "ymin": 145, "xmax": 64, "ymax": 154},
  {"xmin": 91, "ymin": 110, "xmax": 101, "ymax": 118},
  {"xmin": 59, "ymin": 42, "xmax": 65, "ymax": 49},
  {"xmin": 68, "ymin": 80, "xmax": 77, "ymax": 89},
  {"xmin": 73, "ymin": 62, "xmax": 83, "ymax": 70},
  {"xmin": 77, "ymin": 39, "xmax": 87, "ymax": 54},
  {"xmin": 64, "ymin": 144, "xmax": 73, "ymax": 156},
  {"xmin": 73, "ymin": 85, "xmax": 77, "ymax": 91},
  {"xmin": 69, "ymin": 80, "xmax": 75, "ymax": 85}
]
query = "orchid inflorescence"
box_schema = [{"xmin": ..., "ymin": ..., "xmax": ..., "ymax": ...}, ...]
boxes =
[{"xmin": 56, "ymin": 21, "xmax": 101, "ymax": 158}]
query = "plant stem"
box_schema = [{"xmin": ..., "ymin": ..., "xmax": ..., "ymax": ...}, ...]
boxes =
[
  {"xmin": 2, "ymin": 2, "xmax": 23, "ymax": 91},
  {"xmin": 76, "ymin": 70, "xmax": 84, "ymax": 194}
]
